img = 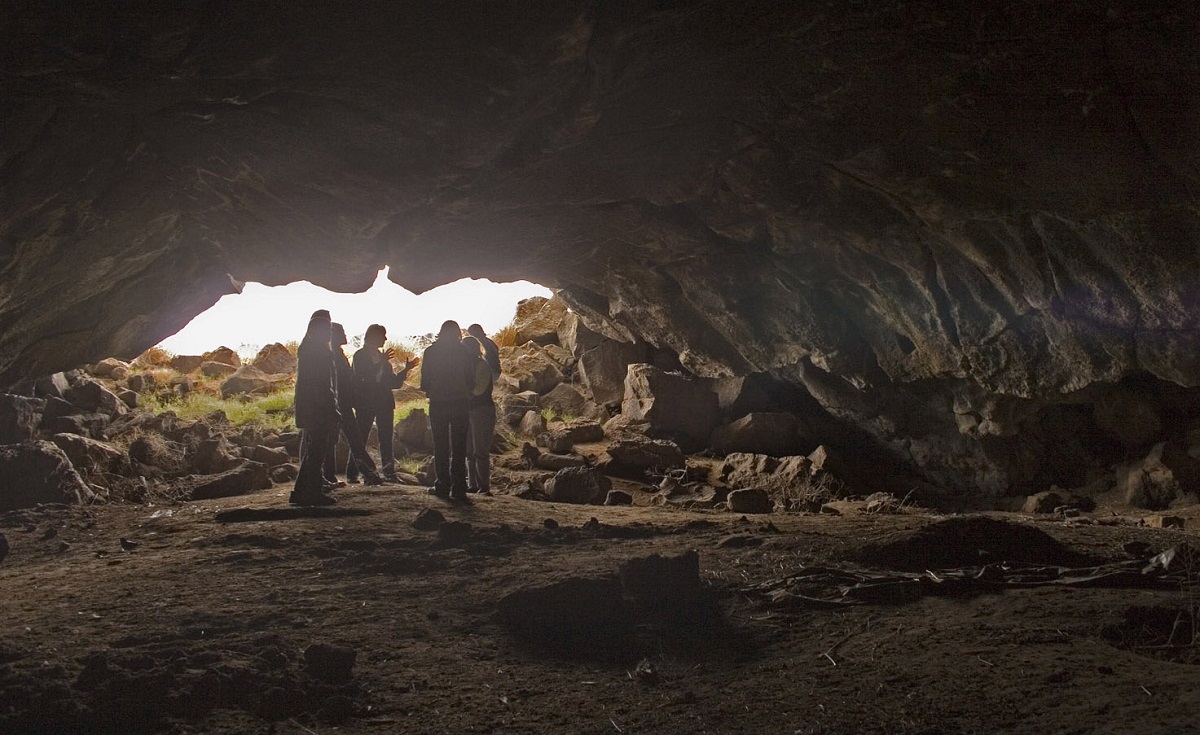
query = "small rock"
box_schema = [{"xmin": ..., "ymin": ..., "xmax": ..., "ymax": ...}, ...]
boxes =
[
  {"xmin": 269, "ymin": 463, "xmax": 299, "ymax": 484},
  {"xmin": 116, "ymin": 389, "xmax": 139, "ymax": 409},
  {"xmin": 536, "ymin": 452, "xmax": 587, "ymax": 471},
  {"xmin": 726, "ymin": 487, "xmax": 773, "ymax": 514},
  {"xmin": 304, "ymin": 643, "xmax": 356, "ymax": 684},
  {"xmin": 518, "ymin": 409, "xmax": 547, "ymax": 438},
  {"xmin": 1143, "ymin": 515, "xmax": 1186, "ymax": 530},
  {"xmin": 1022, "ymin": 491, "xmax": 1064, "ymax": 514},
  {"xmin": 604, "ymin": 489, "xmax": 633, "ymax": 506},
  {"xmin": 543, "ymin": 518, "xmax": 559, "ymax": 530},
  {"xmin": 634, "ymin": 658, "xmax": 660, "ymax": 686},
  {"xmin": 200, "ymin": 360, "xmax": 238, "ymax": 378},
  {"xmin": 545, "ymin": 466, "xmax": 612, "ymax": 505},
  {"xmin": 412, "ymin": 508, "xmax": 446, "ymax": 531}
]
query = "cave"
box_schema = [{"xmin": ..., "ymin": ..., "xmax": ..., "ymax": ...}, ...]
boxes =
[{"xmin": 3, "ymin": 0, "xmax": 1198, "ymax": 501}]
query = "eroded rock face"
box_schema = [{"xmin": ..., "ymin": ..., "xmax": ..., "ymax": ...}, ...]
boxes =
[{"xmin": 1, "ymin": 2, "xmax": 1197, "ymax": 499}]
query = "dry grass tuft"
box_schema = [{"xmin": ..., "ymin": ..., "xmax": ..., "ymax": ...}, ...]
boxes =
[
  {"xmin": 493, "ymin": 322, "xmax": 519, "ymax": 348},
  {"xmin": 134, "ymin": 346, "xmax": 173, "ymax": 368}
]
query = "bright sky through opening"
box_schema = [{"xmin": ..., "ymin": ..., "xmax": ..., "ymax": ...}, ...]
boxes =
[{"xmin": 157, "ymin": 268, "xmax": 552, "ymax": 356}]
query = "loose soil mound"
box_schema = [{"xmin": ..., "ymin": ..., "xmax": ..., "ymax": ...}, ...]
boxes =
[{"xmin": 853, "ymin": 515, "xmax": 1099, "ymax": 571}]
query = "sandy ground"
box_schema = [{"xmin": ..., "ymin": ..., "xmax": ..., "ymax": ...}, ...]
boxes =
[{"xmin": 1, "ymin": 477, "xmax": 1199, "ymax": 735}]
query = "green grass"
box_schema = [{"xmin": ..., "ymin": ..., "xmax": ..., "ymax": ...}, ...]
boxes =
[
  {"xmin": 143, "ymin": 389, "xmax": 296, "ymax": 431},
  {"xmin": 541, "ymin": 407, "xmax": 577, "ymax": 424}
]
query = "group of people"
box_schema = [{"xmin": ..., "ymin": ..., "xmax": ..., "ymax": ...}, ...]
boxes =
[{"xmin": 291, "ymin": 310, "xmax": 500, "ymax": 507}]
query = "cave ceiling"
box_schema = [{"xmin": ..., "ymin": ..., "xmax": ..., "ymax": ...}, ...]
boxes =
[{"xmin": 1, "ymin": 0, "xmax": 1197, "ymax": 409}]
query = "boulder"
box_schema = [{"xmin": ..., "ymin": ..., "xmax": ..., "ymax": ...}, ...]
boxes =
[
  {"xmin": 33, "ymin": 372, "xmax": 71, "ymax": 399},
  {"xmin": 117, "ymin": 389, "xmax": 139, "ymax": 409},
  {"xmin": 501, "ymin": 343, "xmax": 566, "ymax": 394},
  {"xmin": 0, "ymin": 394, "xmax": 42, "ymax": 444},
  {"xmin": 202, "ymin": 346, "xmax": 241, "ymax": 368},
  {"xmin": 170, "ymin": 355, "xmax": 205, "ymax": 374},
  {"xmin": 251, "ymin": 342, "xmax": 297, "ymax": 374},
  {"xmin": 90, "ymin": 358, "xmax": 131, "ymax": 379},
  {"xmin": 0, "ymin": 441, "xmax": 92, "ymax": 511},
  {"xmin": 64, "ymin": 379, "xmax": 126, "ymax": 416},
  {"xmin": 518, "ymin": 409, "xmax": 547, "ymax": 438},
  {"xmin": 1117, "ymin": 442, "xmax": 1200, "ymax": 510},
  {"xmin": 512, "ymin": 295, "xmax": 568, "ymax": 346},
  {"xmin": 220, "ymin": 366, "xmax": 282, "ymax": 398},
  {"xmin": 727, "ymin": 487, "xmax": 773, "ymax": 514},
  {"xmin": 270, "ymin": 463, "xmax": 299, "ymax": 483},
  {"xmin": 245, "ymin": 445, "xmax": 291, "ymax": 468},
  {"xmin": 720, "ymin": 453, "xmax": 815, "ymax": 494},
  {"xmin": 558, "ymin": 311, "xmax": 605, "ymax": 357},
  {"xmin": 544, "ymin": 466, "xmax": 612, "ymax": 504},
  {"xmin": 604, "ymin": 489, "xmax": 634, "ymax": 506},
  {"xmin": 499, "ymin": 391, "xmax": 541, "ymax": 426},
  {"xmin": 597, "ymin": 436, "xmax": 686, "ymax": 479},
  {"xmin": 578, "ymin": 340, "xmax": 646, "ymax": 406},
  {"xmin": 190, "ymin": 438, "xmax": 244, "ymax": 475},
  {"xmin": 621, "ymin": 364, "xmax": 720, "ymax": 449},
  {"xmin": 536, "ymin": 453, "xmax": 588, "ymax": 471},
  {"xmin": 537, "ymin": 421, "xmax": 605, "ymax": 453},
  {"xmin": 179, "ymin": 461, "xmax": 272, "ymax": 500},
  {"xmin": 394, "ymin": 407, "xmax": 434, "ymax": 451},
  {"xmin": 200, "ymin": 360, "xmax": 239, "ymax": 378},
  {"xmin": 49, "ymin": 434, "xmax": 128, "ymax": 475},
  {"xmin": 539, "ymin": 383, "xmax": 594, "ymax": 421},
  {"xmin": 125, "ymin": 372, "xmax": 156, "ymax": 393},
  {"xmin": 710, "ymin": 373, "xmax": 780, "ymax": 418},
  {"xmin": 710, "ymin": 412, "xmax": 812, "ymax": 457}
]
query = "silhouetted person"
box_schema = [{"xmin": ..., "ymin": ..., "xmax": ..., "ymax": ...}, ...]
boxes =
[
  {"xmin": 462, "ymin": 336, "xmax": 496, "ymax": 494},
  {"xmin": 323, "ymin": 323, "xmax": 384, "ymax": 486},
  {"xmin": 292, "ymin": 313, "xmax": 338, "ymax": 506},
  {"xmin": 467, "ymin": 323, "xmax": 501, "ymax": 380},
  {"xmin": 421, "ymin": 320, "xmax": 474, "ymax": 502},
  {"xmin": 353, "ymin": 324, "xmax": 415, "ymax": 482}
]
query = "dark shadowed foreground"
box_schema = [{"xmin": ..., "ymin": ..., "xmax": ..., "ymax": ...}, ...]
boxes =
[{"xmin": 2, "ymin": 486, "xmax": 1198, "ymax": 734}]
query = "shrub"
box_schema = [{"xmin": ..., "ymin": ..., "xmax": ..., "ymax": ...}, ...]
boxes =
[
  {"xmin": 133, "ymin": 346, "xmax": 173, "ymax": 368},
  {"xmin": 493, "ymin": 321, "xmax": 519, "ymax": 348}
]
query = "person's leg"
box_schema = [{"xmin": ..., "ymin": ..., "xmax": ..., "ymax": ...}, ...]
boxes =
[
  {"xmin": 448, "ymin": 399, "xmax": 470, "ymax": 497},
  {"xmin": 322, "ymin": 435, "xmax": 337, "ymax": 485},
  {"xmin": 293, "ymin": 422, "xmax": 336, "ymax": 504},
  {"xmin": 465, "ymin": 406, "xmax": 479, "ymax": 492},
  {"xmin": 295, "ymin": 428, "xmax": 321, "ymax": 492},
  {"xmin": 474, "ymin": 401, "xmax": 496, "ymax": 493},
  {"xmin": 342, "ymin": 408, "xmax": 377, "ymax": 482},
  {"xmin": 428, "ymin": 400, "xmax": 451, "ymax": 494},
  {"xmin": 378, "ymin": 406, "xmax": 397, "ymax": 479}
]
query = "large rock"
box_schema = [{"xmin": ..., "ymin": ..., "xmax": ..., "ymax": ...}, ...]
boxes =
[
  {"xmin": 501, "ymin": 343, "xmax": 566, "ymax": 395},
  {"xmin": 513, "ymin": 295, "xmax": 569, "ymax": 346},
  {"xmin": 578, "ymin": 340, "xmax": 647, "ymax": 407},
  {"xmin": 251, "ymin": 343, "xmax": 297, "ymax": 374},
  {"xmin": 558, "ymin": 311, "xmax": 605, "ymax": 357},
  {"xmin": 1117, "ymin": 442, "xmax": 1200, "ymax": 510},
  {"xmin": 498, "ymin": 391, "xmax": 541, "ymax": 427},
  {"xmin": 89, "ymin": 358, "xmax": 131, "ymax": 379},
  {"xmin": 49, "ymin": 433, "xmax": 128, "ymax": 475},
  {"xmin": 539, "ymin": 383, "xmax": 595, "ymax": 421},
  {"xmin": 33, "ymin": 373, "xmax": 71, "ymax": 400},
  {"xmin": 538, "ymin": 421, "xmax": 605, "ymax": 453},
  {"xmin": 720, "ymin": 453, "xmax": 816, "ymax": 495},
  {"xmin": 0, "ymin": 394, "xmax": 41, "ymax": 444},
  {"xmin": 727, "ymin": 487, "xmax": 773, "ymax": 514},
  {"xmin": 544, "ymin": 466, "xmax": 612, "ymax": 505},
  {"xmin": 170, "ymin": 355, "xmax": 205, "ymax": 374},
  {"xmin": 200, "ymin": 360, "xmax": 239, "ymax": 378},
  {"xmin": 64, "ymin": 379, "xmax": 126, "ymax": 416},
  {"xmin": 518, "ymin": 409, "xmax": 547, "ymax": 438},
  {"xmin": 220, "ymin": 366, "xmax": 283, "ymax": 398},
  {"xmin": 597, "ymin": 437, "xmax": 686, "ymax": 479},
  {"xmin": 394, "ymin": 407, "xmax": 434, "ymax": 451},
  {"xmin": 621, "ymin": 364, "xmax": 720, "ymax": 449},
  {"xmin": 0, "ymin": 441, "xmax": 92, "ymax": 511},
  {"xmin": 202, "ymin": 346, "xmax": 242, "ymax": 368},
  {"xmin": 179, "ymin": 461, "xmax": 272, "ymax": 500},
  {"xmin": 710, "ymin": 412, "xmax": 812, "ymax": 457}
]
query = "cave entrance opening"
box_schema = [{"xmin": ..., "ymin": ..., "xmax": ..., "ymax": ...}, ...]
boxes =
[{"xmin": 155, "ymin": 267, "xmax": 552, "ymax": 359}]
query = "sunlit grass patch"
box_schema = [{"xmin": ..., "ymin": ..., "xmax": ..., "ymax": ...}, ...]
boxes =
[
  {"xmin": 143, "ymin": 389, "xmax": 296, "ymax": 431},
  {"xmin": 396, "ymin": 398, "xmax": 429, "ymax": 421}
]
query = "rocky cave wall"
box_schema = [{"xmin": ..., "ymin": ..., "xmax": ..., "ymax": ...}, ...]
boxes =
[{"xmin": 1, "ymin": 0, "xmax": 1198, "ymax": 498}]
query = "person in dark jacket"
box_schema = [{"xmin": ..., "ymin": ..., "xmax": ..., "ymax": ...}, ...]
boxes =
[
  {"xmin": 466, "ymin": 323, "xmax": 501, "ymax": 380},
  {"xmin": 462, "ymin": 336, "xmax": 496, "ymax": 494},
  {"xmin": 353, "ymin": 324, "xmax": 415, "ymax": 482},
  {"xmin": 322, "ymin": 323, "xmax": 384, "ymax": 486},
  {"xmin": 292, "ymin": 312, "xmax": 338, "ymax": 506},
  {"xmin": 420, "ymin": 320, "xmax": 474, "ymax": 502}
]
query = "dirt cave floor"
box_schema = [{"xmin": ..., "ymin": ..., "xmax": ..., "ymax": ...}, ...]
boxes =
[{"xmin": 1, "ymin": 479, "xmax": 1199, "ymax": 735}]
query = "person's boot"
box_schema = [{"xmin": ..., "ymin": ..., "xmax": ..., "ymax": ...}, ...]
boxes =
[{"xmin": 290, "ymin": 488, "xmax": 337, "ymax": 506}]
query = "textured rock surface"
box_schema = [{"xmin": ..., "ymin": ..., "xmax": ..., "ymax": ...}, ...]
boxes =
[
  {"xmin": 0, "ymin": 441, "xmax": 92, "ymax": 511},
  {"xmin": 1, "ymin": 2, "xmax": 1197, "ymax": 499}
]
